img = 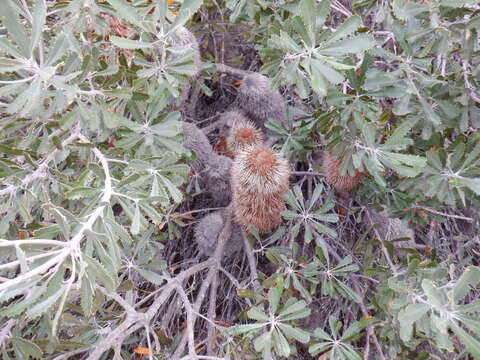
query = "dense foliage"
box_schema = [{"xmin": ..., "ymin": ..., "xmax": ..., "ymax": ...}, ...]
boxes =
[{"xmin": 0, "ymin": 0, "xmax": 479, "ymax": 359}]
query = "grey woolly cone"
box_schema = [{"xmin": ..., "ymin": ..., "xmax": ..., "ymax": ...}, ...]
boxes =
[
  {"xmin": 194, "ymin": 211, "xmax": 243, "ymax": 257},
  {"xmin": 164, "ymin": 26, "xmax": 202, "ymax": 106},
  {"xmin": 205, "ymin": 154, "xmax": 232, "ymax": 206},
  {"xmin": 182, "ymin": 122, "xmax": 231, "ymax": 206},
  {"xmin": 238, "ymin": 73, "xmax": 287, "ymax": 129},
  {"xmin": 363, "ymin": 209, "xmax": 424, "ymax": 255},
  {"xmin": 167, "ymin": 26, "xmax": 201, "ymax": 73},
  {"xmin": 182, "ymin": 122, "xmax": 213, "ymax": 166}
]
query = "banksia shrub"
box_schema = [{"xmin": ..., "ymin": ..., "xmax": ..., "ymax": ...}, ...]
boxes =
[
  {"xmin": 227, "ymin": 118, "xmax": 263, "ymax": 156},
  {"xmin": 322, "ymin": 151, "xmax": 364, "ymax": 193},
  {"xmin": 231, "ymin": 146, "xmax": 290, "ymax": 233},
  {"xmin": 194, "ymin": 211, "xmax": 243, "ymax": 256}
]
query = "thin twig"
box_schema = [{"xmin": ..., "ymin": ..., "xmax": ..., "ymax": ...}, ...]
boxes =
[
  {"xmin": 175, "ymin": 285, "xmax": 197, "ymax": 356},
  {"xmin": 0, "ymin": 319, "xmax": 15, "ymax": 348},
  {"xmin": 412, "ymin": 205, "xmax": 473, "ymax": 222},
  {"xmin": 241, "ymin": 230, "xmax": 261, "ymax": 289},
  {"xmin": 291, "ymin": 171, "xmax": 324, "ymax": 176}
]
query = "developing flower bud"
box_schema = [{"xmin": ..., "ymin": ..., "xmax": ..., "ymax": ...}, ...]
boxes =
[{"xmin": 227, "ymin": 118, "xmax": 263, "ymax": 155}]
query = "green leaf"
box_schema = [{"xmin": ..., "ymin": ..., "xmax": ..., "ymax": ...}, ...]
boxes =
[
  {"xmin": 269, "ymin": 287, "xmax": 281, "ymax": 315},
  {"xmin": 453, "ymin": 266, "xmax": 480, "ymax": 303},
  {"xmin": 309, "ymin": 342, "xmax": 331, "ymax": 356},
  {"xmin": 310, "ymin": 59, "xmax": 344, "ymax": 84},
  {"xmin": 0, "ymin": 37, "xmax": 24, "ymax": 58},
  {"xmin": 398, "ymin": 303, "xmax": 430, "ymax": 342},
  {"xmin": 278, "ymin": 300, "xmax": 309, "ymax": 318},
  {"xmin": 65, "ymin": 186, "xmax": 99, "ymax": 200},
  {"xmin": 268, "ymin": 31, "xmax": 302, "ymax": 53},
  {"xmin": 0, "ymin": 57, "xmax": 25, "ymax": 73},
  {"xmin": 107, "ymin": 0, "xmax": 146, "ymax": 29},
  {"xmin": 131, "ymin": 204, "xmax": 141, "ymax": 235},
  {"xmin": 169, "ymin": 0, "xmax": 204, "ymax": 33},
  {"xmin": 248, "ymin": 306, "xmax": 269, "ymax": 322},
  {"xmin": 300, "ymin": 0, "xmax": 316, "ymax": 45},
  {"xmin": 278, "ymin": 323, "xmax": 310, "ymax": 343},
  {"xmin": 456, "ymin": 177, "xmax": 480, "ymax": 195},
  {"xmin": 10, "ymin": 338, "xmax": 43, "ymax": 359},
  {"xmin": 228, "ymin": 323, "xmax": 265, "ymax": 336},
  {"xmin": 0, "ymin": 285, "xmax": 46, "ymax": 317},
  {"xmin": 85, "ymin": 256, "xmax": 117, "ymax": 292},
  {"xmin": 254, "ymin": 331, "xmax": 272, "ymax": 353},
  {"xmin": 325, "ymin": 15, "xmax": 362, "ymax": 44},
  {"xmin": 440, "ymin": 0, "xmax": 480, "ymax": 7},
  {"xmin": 80, "ymin": 276, "xmax": 94, "ymax": 317},
  {"xmin": 1, "ymin": 1, "xmax": 30, "ymax": 56},
  {"xmin": 422, "ymin": 279, "xmax": 446, "ymax": 307},
  {"xmin": 318, "ymin": 35, "xmax": 376, "ymax": 56},
  {"xmin": 451, "ymin": 322, "xmax": 480, "ymax": 358},
  {"xmin": 110, "ymin": 36, "xmax": 153, "ymax": 50},
  {"xmin": 136, "ymin": 268, "xmax": 166, "ymax": 285},
  {"xmin": 25, "ymin": 287, "xmax": 65, "ymax": 319},
  {"xmin": 272, "ymin": 328, "xmax": 290, "ymax": 357},
  {"xmin": 313, "ymin": 327, "xmax": 332, "ymax": 341},
  {"xmin": 382, "ymin": 152, "xmax": 427, "ymax": 168},
  {"xmin": 30, "ymin": 0, "xmax": 46, "ymax": 54}
]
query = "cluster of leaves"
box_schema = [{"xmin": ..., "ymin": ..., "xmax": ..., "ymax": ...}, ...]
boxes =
[
  {"xmin": 0, "ymin": 0, "xmax": 200, "ymax": 358},
  {"xmin": 229, "ymin": 0, "xmax": 480, "ymax": 210},
  {"xmin": 1, "ymin": 0, "xmax": 480, "ymax": 360}
]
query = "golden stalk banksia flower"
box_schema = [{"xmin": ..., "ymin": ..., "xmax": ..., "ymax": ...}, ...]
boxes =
[
  {"xmin": 232, "ymin": 146, "xmax": 290, "ymax": 233},
  {"xmin": 322, "ymin": 151, "xmax": 364, "ymax": 192},
  {"xmin": 227, "ymin": 118, "xmax": 263, "ymax": 155}
]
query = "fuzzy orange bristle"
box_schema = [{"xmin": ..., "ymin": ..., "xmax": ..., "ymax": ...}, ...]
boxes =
[
  {"xmin": 231, "ymin": 146, "xmax": 290, "ymax": 233},
  {"xmin": 234, "ymin": 128, "xmax": 258, "ymax": 145},
  {"xmin": 227, "ymin": 119, "xmax": 263, "ymax": 156},
  {"xmin": 245, "ymin": 148, "xmax": 277, "ymax": 175},
  {"xmin": 323, "ymin": 151, "xmax": 364, "ymax": 192}
]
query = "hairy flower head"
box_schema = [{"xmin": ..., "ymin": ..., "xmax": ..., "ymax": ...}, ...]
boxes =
[
  {"xmin": 323, "ymin": 151, "xmax": 364, "ymax": 192},
  {"xmin": 227, "ymin": 119, "xmax": 263, "ymax": 155},
  {"xmin": 232, "ymin": 146, "xmax": 290, "ymax": 195}
]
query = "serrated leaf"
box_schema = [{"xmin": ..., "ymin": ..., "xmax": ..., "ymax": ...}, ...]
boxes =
[
  {"xmin": 0, "ymin": 285, "xmax": 46, "ymax": 317},
  {"xmin": 311, "ymin": 59, "xmax": 344, "ymax": 84},
  {"xmin": 325, "ymin": 15, "xmax": 362, "ymax": 44},
  {"xmin": 110, "ymin": 36, "xmax": 152, "ymax": 50},
  {"xmin": 248, "ymin": 306, "xmax": 269, "ymax": 322},
  {"xmin": 272, "ymin": 328, "xmax": 290, "ymax": 357},
  {"xmin": 451, "ymin": 322, "xmax": 480, "ymax": 358},
  {"xmin": 80, "ymin": 276, "xmax": 93, "ymax": 317},
  {"xmin": 254, "ymin": 331, "xmax": 272, "ymax": 353},
  {"xmin": 85, "ymin": 256, "xmax": 116, "ymax": 292},
  {"xmin": 398, "ymin": 303, "xmax": 430, "ymax": 342},
  {"xmin": 319, "ymin": 35, "xmax": 376, "ymax": 56},
  {"xmin": 228, "ymin": 323, "xmax": 266, "ymax": 336},
  {"xmin": 136, "ymin": 268, "xmax": 166, "ymax": 285},
  {"xmin": 25, "ymin": 286, "xmax": 65, "ymax": 319},
  {"xmin": 11, "ymin": 338, "xmax": 43, "ymax": 359},
  {"xmin": 30, "ymin": 0, "xmax": 46, "ymax": 54},
  {"xmin": 169, "ymin": 0, "xmax": 204, "ymax": 33},
  {"xmin": 269, "ymin": 288, "xmax": 281, "ymax": 315},
  {"xmin": 454, "ymin": 267, "xmax": 480, "ymax": 303},
  {"xmin": 278, "ymin": 323, "xmax": 310, "ymax": 343},
  {"xmin": 107, "ymin": 0, "xmax": 145, "ymax": 29},
  {"xmin": 131, "ymin": 203, "xmax": 141, "ymax": 235}
]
